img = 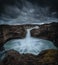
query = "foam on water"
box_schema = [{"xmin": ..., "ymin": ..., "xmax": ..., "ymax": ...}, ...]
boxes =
[{"xmin": 4, "ymin": 27, "xmax": 57, "ymax": 55}]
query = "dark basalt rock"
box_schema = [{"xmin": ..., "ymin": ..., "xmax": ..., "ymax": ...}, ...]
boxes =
[
  {"xmin": 30, "ymin": 22, "xmax": 58, "ymax": 47},
  {"xmin": 0, "ymin": 49, "xmax": 58, "ymax": 65},
  {"xmin": 0, "ymin": 25, "xmax": 26, "ymax": 50}
]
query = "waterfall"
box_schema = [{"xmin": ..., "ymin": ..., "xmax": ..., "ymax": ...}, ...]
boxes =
[
  {"xmin": 4, "ymin": 27, "xmax": 57, "ymax": 55},
  {"xmin": 0, "ymin": 0, "xmax": 58, "ymax": 61}
]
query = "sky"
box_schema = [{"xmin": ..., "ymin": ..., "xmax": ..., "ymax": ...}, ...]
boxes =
[{"xmin": 0, "ymin": 0, "xmax": 58, "ymax": 24}]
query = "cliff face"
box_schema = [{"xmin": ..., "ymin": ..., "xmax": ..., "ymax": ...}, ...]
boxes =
[
  {"xmin": 0, "ymin": 49, "xmax": 58, "ymax": 65},
  {"xmin": 31, "ymin": 22, "xmax": 58, "ymax": 47}
]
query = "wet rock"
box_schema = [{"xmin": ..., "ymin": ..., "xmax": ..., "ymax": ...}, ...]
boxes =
[
  {"xmin": 0, "ymin": 25, "xmax": 26, "ymax": 50},
  {"xmin": 30, "ymin": 22, "xmax": 58, "ymax": 47},
  {"xmin": 0, "ymin": 49, "xmax": 58, "ymax": 65}
]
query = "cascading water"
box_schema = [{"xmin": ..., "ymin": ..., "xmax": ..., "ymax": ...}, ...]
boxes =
[{"xmin": 4, "ymin": 27, "xmax": 57, "ymax": 55}]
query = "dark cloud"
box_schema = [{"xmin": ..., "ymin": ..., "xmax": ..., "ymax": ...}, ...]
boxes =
[
  {"xmin": 0, "ymin": 0, "xmax": 22, "ymax": 15},
  {"xmin": 0, "ymin": 0, "xmax": 58, "ymax": 17},
  {"xmin": 0, "ymin": 0, "xmax": 58, "ymax": 10}
]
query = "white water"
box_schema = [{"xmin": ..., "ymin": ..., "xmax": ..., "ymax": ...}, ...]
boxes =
[{"xmin": 4, "ymin": 27, "xmax": 57, "ymax": 55}]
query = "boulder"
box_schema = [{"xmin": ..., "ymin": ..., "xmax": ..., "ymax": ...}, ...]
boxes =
[{"xmin": 30, "ymin": 22, "xmax": 58, "ymax": 47}]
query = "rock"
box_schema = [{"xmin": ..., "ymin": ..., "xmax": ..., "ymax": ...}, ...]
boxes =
[
  {"xmin": 0, "ymin": 50, "xmax": 36, "ymax": 65},
  {"xmin": 30, "ymin": 22, "xmax": 58, "ymax": 47},
  {"xmin": 36, "ymin": 49, "xmax": 58, "ymax": 65},
  {"xmin": 0, "ymin": 49, "xmax": 58, "ymax": 65},
  {"xmin": 0, "ymin": 25, "xmax": 26, "ymax": 50},
  {"xmin": 0, "ymin": 50, "xmax": 21, "ymax": 65}
]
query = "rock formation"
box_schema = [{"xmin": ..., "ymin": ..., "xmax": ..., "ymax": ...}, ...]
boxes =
[
  {"xmin": 30, "ymin": 22, "xmax": 58, "ymax": 47},
  {"xmin": 37, "ymin": 49, "xmax": 58, "ymax": 65},
  {"xmin": 0, "ymin": 49, "xmax": 58, "ymax": 65}
]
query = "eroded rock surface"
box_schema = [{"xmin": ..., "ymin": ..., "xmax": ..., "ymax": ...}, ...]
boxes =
[
  {"xmin": 0, "ymin": 49, "xmax": 58, "ymax": 65},
  {"xmin": 30, "ymin": 22, "xmax": 58, "ymax": 47}
]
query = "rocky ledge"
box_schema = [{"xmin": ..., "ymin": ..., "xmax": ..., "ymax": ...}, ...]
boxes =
[
  {"xmin": 0, "ymin": 49, "xmax": 58, "ymax": 65},
  {"xmin": 30, "ymin": 22, "xmax": 58, "ymax": 47}
]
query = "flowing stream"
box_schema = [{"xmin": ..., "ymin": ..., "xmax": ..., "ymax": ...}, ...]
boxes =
[{"xmin": 4, "ymin": 27, "xmax": 57, "ymax": 55}]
